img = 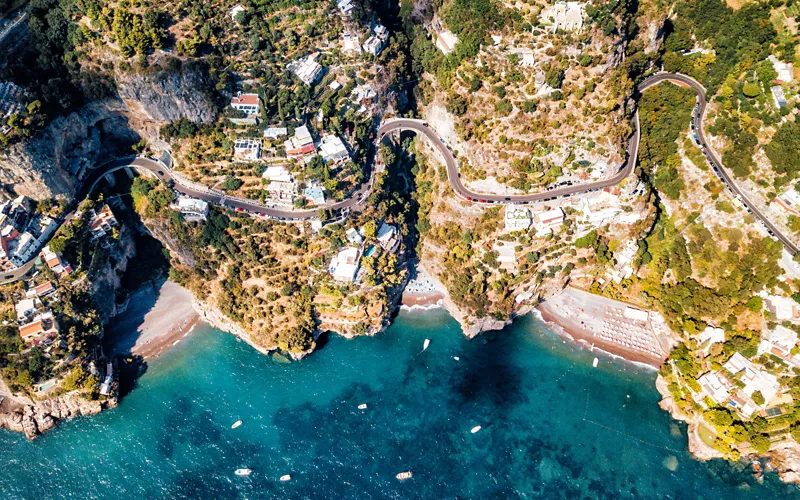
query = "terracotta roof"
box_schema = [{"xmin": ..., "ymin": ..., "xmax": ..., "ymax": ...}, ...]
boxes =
[
  {"xmin": 232, "ymin": 93, "xmax": 259, "ymax": 106},
  {"xmin": 19, "ymin": 320, "xmax": 44, "ymax": 338},
  {"xmin": 34, "ymin": 282, "xmax": 55, "ymax": 296}
]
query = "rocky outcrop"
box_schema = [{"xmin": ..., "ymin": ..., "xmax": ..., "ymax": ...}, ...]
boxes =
[
  {"xmin": 90, "ymin": 222, "xmax": 138, "ymax": 321},
  {"xmin": 190, "ymin": 296, "xmax": 315, "ymax": 360},
  {"xmin": 643, "ymin": 18, "xmax": 667, "ymax": 55},
  {"xmin": 116, "ymin": 62, "xmax": 218, "ymax": 124},
  {"xmin": 655, "ymin": 375, "xmax": 725, "ymax": 461},
  {"xmin": 0, "ymin": 392, "xmax": 117, "ymax": 439},
  {"xmin": 0, "ymin": 100, "xmax": 139, "ymax": 200},
  {"xmin": 769, "ymin": 439, "xmax": 800, "ymax": 484}
]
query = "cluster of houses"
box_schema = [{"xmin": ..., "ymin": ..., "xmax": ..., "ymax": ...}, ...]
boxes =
[
  {"xmin": 341, "ymin": 23, "xmax": 390, "ymax": 57},
  {"xmin": 329, "ymin": 222, "xmax": 399, "ymax": 282},
  {"xmin": 503, "ymin": 206, "xmax": 566, "ymax": 236},
  {"xmin": 88, "ymin": 205, "xmax": 119, "ymax": 244},
  {"xmin": 696, "ymin": 350, "xmax": 784, "ymax": 418},
  {"xmin": 288, "ymin": 54, "xmax": 324, "ymax": 86},
  {"xmin": 693, "ymin": 307, "xmax": 800, "ymax": 419},
  {"xmin": 14, "ymin": 273, "xmax": 63, "ymax": 348},
  {"xmin": 0, "ymin": 81, "xmax": 26, "ymax": 135},
  {"xmin": 539, "ymin": 1, "xmax": 585, "ymax": 32},
  {"xmin": 0, "ymin": 196, "xmax": 58, "ymax": 270}
]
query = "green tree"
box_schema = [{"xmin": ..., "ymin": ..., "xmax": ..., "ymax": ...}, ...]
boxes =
[{"xmin": 742, "ymin": 82, "xmax": 760, "ymax": 98}]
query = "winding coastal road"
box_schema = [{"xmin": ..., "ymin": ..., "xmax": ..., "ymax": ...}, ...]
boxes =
[{"xmin": 2, "ymin": 71, "xmax": 795, "ymax": 284}]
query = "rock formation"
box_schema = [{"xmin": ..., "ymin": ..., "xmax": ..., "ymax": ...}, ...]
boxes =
[
  {"xmin": 0, "ymin": 100, "xmax": 139, "ymax": 200},
  {"xmin": 116, "ymin": 62, "xmax": 218, "ymax": 124},
  {"xmin": 0, "ymin": 392, "xmax": 117, "ymax": 439}
]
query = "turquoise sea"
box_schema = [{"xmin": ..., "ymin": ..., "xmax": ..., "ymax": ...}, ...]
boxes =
[{"xmin": 1, "ymin": 309, "xmax": 798, "ymax": 498}]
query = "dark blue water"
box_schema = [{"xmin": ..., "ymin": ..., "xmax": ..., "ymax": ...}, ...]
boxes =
[{"xmin": 0, "ymin": 310, "xmax": 796, "ymax": 498}]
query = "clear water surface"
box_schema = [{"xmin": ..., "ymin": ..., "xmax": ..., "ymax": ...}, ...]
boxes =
[{"xmin": 1, "ymin": 309, "xmax": 798, "ymax": 499}]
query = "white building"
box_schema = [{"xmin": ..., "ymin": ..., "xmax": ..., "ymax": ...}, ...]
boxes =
[
  {"xmin": 435, "ymin": 29, "xmax": 459, "ymax": 55},
  {"xmin": 342, "ymin": 32, "xmax": 363, "ymax": 55},
  {"xmin": 541, "ymin": 1, "xmax": 585, "ymax": 32},
  {"xmin": 504, "ymin": 207, "xmax": 531, "ymax": 231},
  {"xmin": 758, "ymin": 325, "xmax": 798, "ymax": 359},
  {"xmin": 289, "ymin": 55, "xmax": 323, "ymax": 86},
  {"xmin": 376, "ymin": 222, "xmax": 398, "ymax": 251},
  {"xmin": 533, "ymin": 208, "xmax": 564, "ymax": 235},
  {"xmin": 363, "ymin": 36, "xmax": 383, "ymax": 56},
  {"xmin": 170, "ymin": 196, "xmax": 209, "ymax": 221},
  {"xmin": 230, "ymin": 4, "xmax": 246, "ymax": 21},
  {"xmin": 233, "ymin": 138, "xmax": 261, "ymax": 161},
  {"xmin": 773, "ymin": 188, "xmax": 800, "ymax": 216},
  {"xmin": 329, "ymin": 247, "xmax": 361, "ymax": 282},
  {"xmin": 231, "ymin": 92, "xmax": 260, "ymax": 115},
  {"xmin": 511, "ymin": 48, "xmax": 535, "ymax": 67},
  {"xmin": 723, "ymin": 352, "xmax": 780, "ymax": 414},
  {"xmin": 624, "ymin": 307, "xmax": 649, "ymax": 323},
  {"xmin": 493, "ymin": 242, "xmax": 518, "ymax": 271},
  {"xmin": 346, "ymin": 227, "xmax": 363, "ymax": 245},
  {"xmin": 262, "ymin": 165, "xmax": 295, "ymax": 183},
  {"xmin": 772, "ymin": 86, "xmax": 788, "ymax": 108},
  {"xmin": 15, "ymin": 297, "xmax": 38, "ymax": 323},
  {"xmin": 318, "ymin": 134, "xmax": 350, "ymax": 163},
  {"xmin": 769, "ymin": 55, "xmax": 794, "ymax": 83},
  {"xmin": 337, "ymin": 0, "xmax": 354, "ymax": 16},
  {"xmin": 765, "ymin": 294, "xmax": 798, "ymax": 320},
  {"xmin": 264, "ymin": 127, "xmax": 288, "ymax": 139},
  {"xmin": 266, "ymin": 181, "xmax": 298, "ymax": 201},
  {"xmin": 284, "ymin": 125, "xmax": 316, "ymax": 157},
  {"xmin": 698, "ymin": 371, "xmax": 731, "ymax": 405}
]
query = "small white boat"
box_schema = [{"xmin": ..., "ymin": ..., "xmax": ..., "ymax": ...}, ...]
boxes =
[
  {"xmin": 396, "ymin": 471, "xmax": 413, "ymax": 481},
  {"xmin": 280, "ymin": 474, "xmax": 291, "ymax": 482},
  {"xmin": 358, "ymin": 404, "xmax": 368, "ymax": 410},
  {"xmin": 422, "ymin": 339, "xmax": 430, "ymax": 351},
  {"xmin": 592, "ymin": 357, "xmax": 599, "ymax": 368},
  {"xmin": 471, "ymin": 425, "xmax": 482, "ymax": 434},
  {"xmin": 235, "ymin": 469, "xmax": 252, "ymax": 477},
  {"xmin": 231, "ymin": 420, "xmax": 243, "ymax": 429},
  {"xmin": 454, "ymin": 356, "xmax": 460, "ymax": 361}
]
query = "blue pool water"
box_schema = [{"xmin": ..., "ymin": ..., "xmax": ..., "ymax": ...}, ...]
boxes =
[{"xmin": 1, "ymin": 309, "xmax": 797, "ymax": 498}]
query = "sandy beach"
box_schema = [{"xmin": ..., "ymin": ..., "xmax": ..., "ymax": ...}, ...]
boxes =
[
  {"xmin": 537, "ymin": 288, "xmax": 671, "ymax": 369},
  {"xmin": 106, "ymin": 281, "xmax": 201, "ymax": 361},
  {"xmin": 401, "ymin": 268, "xmax": 445, "ymax": 310}
]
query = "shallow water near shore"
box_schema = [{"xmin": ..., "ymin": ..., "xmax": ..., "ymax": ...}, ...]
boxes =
[{"xmin": 1, "ymin": 310, "xmax": 797, "ymax": 498}]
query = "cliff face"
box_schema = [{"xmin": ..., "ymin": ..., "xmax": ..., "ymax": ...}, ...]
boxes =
[
  {"xmin": 90, "ymin": 222, "xmax": 139, "ymax": 322},
  {"xmin": 0, "ymin": 391, "xmax": 117, "ymax": 439},
  {"xmin": 116, "ymin": 64, "xmax": 218, "ymax": 124},
  {"xmin": 0, "ymin": 100, "xmax": 139, "ymax": 200}
]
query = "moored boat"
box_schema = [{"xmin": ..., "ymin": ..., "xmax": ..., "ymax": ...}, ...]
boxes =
[
  {"xmin": 471, "ymin": 425, "xmax": 482, "ymax": 434},
  {"xmin": 235, "ymin": 469, "xmax": 252, "ymax": 476},
  {"xmin": 231, "ymin": 420, "xmax": 243, "ymax": 429},
  {"xmin": 280, "ymin": 474, "xmax": 291, "ymax": 482},
  {"xmin": 396, "ymin": 471, "xmax": 412, "ymax": 481}
]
